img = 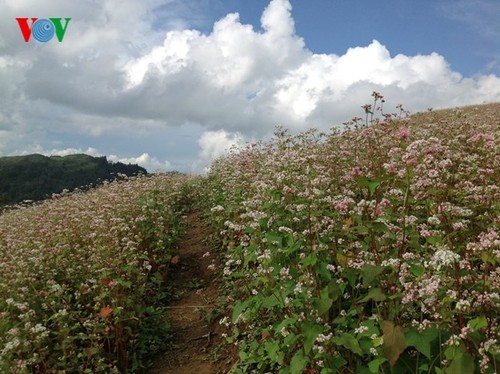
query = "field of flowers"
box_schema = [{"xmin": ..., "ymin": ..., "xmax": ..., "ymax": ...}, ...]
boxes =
[
  {"xmin": 0, "ymin": 174, "xmax": 192, "ymax": 372},
  {"xmin": 0, "ymin": 99, "xmax": 497, "ymax": 373},
  {"xmin": 205, "ymin": 99, "xmax": 499, "ymax": 373}
]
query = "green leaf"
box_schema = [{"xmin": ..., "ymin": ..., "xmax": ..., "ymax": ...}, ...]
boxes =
[
  {"xmin": 481, "ymin": 251, "xmax": 495, "ymax": 265},
  {"xmin": 302, "ymin": 321, "xmax": 323, "ymax": 354},
  {"xmin": 361, "ymin": 265, "xmax": 385, "ymax": 287},
  {"xmin": 264, "ymin": 340, "xmax": 283, "ymax": 365},
  {"xmin": 262, "ymin": 295, "xmax": 280, "ymax": 309},
  {"xmin": 328, "ymin": 281, "xmax": 342, "ymax": 302},
  {"xmin": 301, "ymin": 254, "xmax": 317, "ymax": 266},
  {"xmin": 343, "ymin": 268, "xmax": 358, "ymax": 286},
  {"xmin": 290, "ymin": 350, "xmax": 308, "ymax": 374},
  {"xmin": 356, "ymin": 176, "xmax": 381, "ymax": 197},
  {"xmin": 330, "ymin": 355, "xmax": 348, "ymax": 370},
  {"xmin": 382, "ymin": 321, "xmax": 408, "ymax": 367},
  {"xmin": 284, "ymin": 333, "xmax": 299, "ymax": 347},
  {"xmin": 368, "ymin": 180, "xmax": 381, "ymax": 196},
  {"xmin": 266, "ymin": 231, "xmax": 282, "ymax": 247},
  {"xmin": 333, "ymin": 333, "xmax": 363, "ymax": 355},
  {"xmin": 405, "ymin": 327, "xmax": 437, "ymax": 359},
  {"xmin": 118, "ymin": 279, "xmax": 132, "ymax": 289},
  {"xmin": 444, "ymin": 345, "xmax": 463, "ymax": 361},
  {"xmin": 232, "ymin": 299, "xmax": 249, "ymax": 323},
  {"xmin": 270, "ymin": 189, "xmax": 283, "ymax": 200},
  {"xmin": 468, "ymin": 316, "xmax": 487, "ymax": 332},
  {"xmin": 369, "ymin": 221, "xmax": 389, "ymax": 233},
  {"xmin": 426, "ymin": 235, "xmax": 443, "ymax": 246},
  {"xmin": 409, "ymin": 264, "xmax": 425, "ymax": 277},
  {"xmin": 446, "ymin": 352, "xmax": 475, "ymax": 374},
  {"xmin": 315, "ymin": 286, "xmax": 333, "ymax": 316},
  {"xmin": 239, "ymin": 350, "xmax": 248, "ymax": 361},
  {"xmin": 372, "ymin": 337, "xmax": 384, "ymax": 347},
  {"xmin": 356, "ymin": 367, "xmax": 372, "ymax": 374},
  {"xmin": 358, "ymin": 288, "xmax": 386, "ymax": 303},
  {"xmin": 368, "ymin": 357, "xmax": 387, "ymax": 373},
  {"xmin": 351, "ymin": 225, "xmax": 369, "ymax": 234}
]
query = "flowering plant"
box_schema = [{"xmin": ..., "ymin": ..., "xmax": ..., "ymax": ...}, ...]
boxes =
[
  {"xmin": 204, "ymin": 99, "xmax": 499, "ymax": 373},
  {"xmin": 0, "ymin": 174, "xmax": 191, "ymax": 372}
]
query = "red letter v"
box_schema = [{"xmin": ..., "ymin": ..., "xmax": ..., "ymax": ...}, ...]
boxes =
[{"xmin": 16, "ymin": 18, "xmax": 38, "ymax": 42}]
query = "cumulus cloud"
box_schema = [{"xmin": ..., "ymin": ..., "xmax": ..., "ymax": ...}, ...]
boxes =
[
  {"xmin": 120, "ymin": 0, "xmax": 500, "ymax": 134},
  {"xmin": 108, "ymin": 153, "xmax": 171, "ymax": 172},
  {"xmin": 194, "ymin": 130, "xmax": 244, "ymax": 171},
  {"xmin": 0, "ymin": 0, "xmax": 499, "ymax": 172}
]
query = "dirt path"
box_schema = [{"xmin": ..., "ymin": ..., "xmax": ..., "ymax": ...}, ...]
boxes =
[{"xmin": 148, "ymin": 211, "xmax": 234, "ymax": 374}]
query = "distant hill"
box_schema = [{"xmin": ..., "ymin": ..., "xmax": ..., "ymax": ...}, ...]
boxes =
[{"xmin": 0, "ymin": 154, "xmax": 146, "ymax": 206}]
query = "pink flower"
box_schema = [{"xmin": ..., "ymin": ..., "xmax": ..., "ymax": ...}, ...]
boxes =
[{"xmin": 399, "ymin": 127, "xmax": 411, "ymax": 139}]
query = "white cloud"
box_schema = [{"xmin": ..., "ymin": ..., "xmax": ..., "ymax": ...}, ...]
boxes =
[
  {"xmin": 120, "ymin": 0, "xmax": 499, "ymax": 134},
  {"xmin": 0, "ymin": 0, "xmax": 499, "ymax": 172},
  {"xmin": 108, "ymin": 153, "xmax": 171, "ymax": 172},
  {"xmin": 194, "ymin": 130, "xmax": 244, "ymax": 171},
  {"xmin": 50, "ymin": 147, "xmax": 100, "ymax": 157},
  {"xmin": 261, "ymin": 0, "xmax": 294, "ymax": 37},
  {"xmin": 124, "ymin": 28, "xmax": 198, "ymax": 87}
]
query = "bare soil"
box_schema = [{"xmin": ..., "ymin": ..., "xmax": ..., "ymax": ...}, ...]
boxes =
[{"xmin": 148, "ymin": 211, "xmax": 236, "ymax": 374}]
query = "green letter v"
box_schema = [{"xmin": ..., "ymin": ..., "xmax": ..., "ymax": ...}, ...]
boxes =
[{"xmin": 49, "ymin": 18, "xmax": 71, "ymax": 42}]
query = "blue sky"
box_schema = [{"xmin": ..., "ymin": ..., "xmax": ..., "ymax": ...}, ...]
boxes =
[
  {"xmin": 0, "ymin": 0, "xmax": 499, "ymax": 172},
  {"xmin": 177, "ymin": 0, "xmax": 500, "ymax": 77}
]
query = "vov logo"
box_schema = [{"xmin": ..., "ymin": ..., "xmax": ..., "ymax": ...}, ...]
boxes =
[{"xmin": 16, "ymin": 18, "xmax": 71, "ymax": 43}]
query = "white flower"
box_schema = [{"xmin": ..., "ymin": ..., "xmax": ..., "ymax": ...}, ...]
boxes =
[
  {"xmin": 294, "ymin": 282, "xmax": 303, "ymax": 294},
  {"xmin": 445, "ymin": 335, "xmax": 460, "ymax": 347},
  {"xmin": 2, "ymin": 338, "xmax": 20, "ymax": 354},
  {"xmin": 429, "ymin": 246, "xmax": 460, "ymax": 271},
  {"xmin": 316, "ymin": 333, "xmax": 333, "ymax": 343},
  {"xmin": 455, "ymin": 299, "xmax": 471, "ymax": 312},
  {"xmin": 427, "ymin": 215, "xmax": 441, "ymax": 226},
  {"xmin": 279, "ymin": 267, "xmax": 291, "ymax": 279},
  {"xmin": 278, "ymin": 226, "xmax": 293, "ymax": 234},
  {"xmin": 381, "ymin": 258, "xmax": 400, "ymax": 267},
  {"xmin": 354, "ymin": 325, "xmax": 369, "ymax": 334}
]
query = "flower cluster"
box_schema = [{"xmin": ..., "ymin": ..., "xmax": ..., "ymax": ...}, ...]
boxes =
[
  {"xmin": 203, "ymin": 101, "xmax": 499, "ymax": 372},
  {"xmin": 0, "ymin": 174, "xmax": 192, "ymax": 372}
]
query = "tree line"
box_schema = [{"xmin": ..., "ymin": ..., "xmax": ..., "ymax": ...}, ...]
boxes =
[{"xmin": 0, "ymin": 154, "xmax": 146, "ymax": 206}]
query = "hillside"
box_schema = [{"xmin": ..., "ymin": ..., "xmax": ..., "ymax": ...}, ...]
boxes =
[
  {"xmin": 0, "ymin": 153, "xmax": 146, "ymax": 205},
  {"xmin": 201, "ymin": 101, "xmax": 499, "ymax": 373},
  {"xmin": 0, "ymin": 102, "xmax": 498, "ymax": 373}
]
